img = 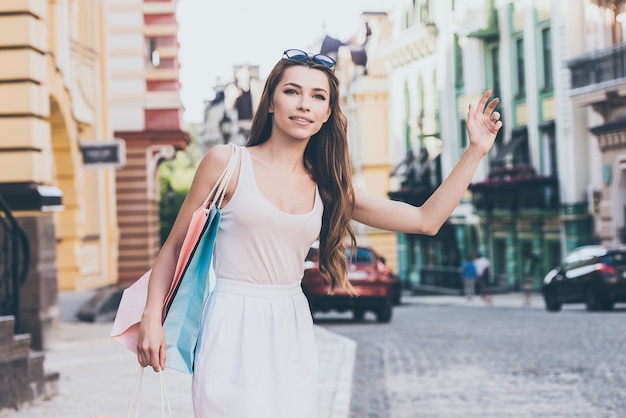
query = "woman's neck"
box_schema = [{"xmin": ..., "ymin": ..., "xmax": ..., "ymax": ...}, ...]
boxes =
[{"xmin": 253, "ymin": 137, "xmax": 309, "ymax": 174}]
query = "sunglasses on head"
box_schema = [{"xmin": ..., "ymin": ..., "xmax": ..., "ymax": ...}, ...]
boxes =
[{"xmin": 283, "ymin": 49, "xmax": 336, "ymax": 68}]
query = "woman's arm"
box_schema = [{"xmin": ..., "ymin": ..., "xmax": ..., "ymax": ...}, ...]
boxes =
[
  {"xmin": 352, "ymin": 90, "xmax": 502, "ymax": 235},
  {"xmin": 136, "ymin": 144, "xmax": 234, "ymax": 372}
]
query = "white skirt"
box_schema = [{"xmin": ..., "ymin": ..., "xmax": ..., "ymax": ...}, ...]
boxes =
[{"xmin": 191, "ymin": 278, "xmax": 318, "ymax": 418}]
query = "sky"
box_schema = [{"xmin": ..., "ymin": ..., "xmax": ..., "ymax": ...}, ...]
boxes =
[{"xmin": 177, "ymin": 0, "xmax": 400, "ymax": 124}]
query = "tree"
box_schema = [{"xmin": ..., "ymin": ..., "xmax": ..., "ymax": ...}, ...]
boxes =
[{"xmin": 158, "ymin": 137, "xmax": 203, "ymax": 245}]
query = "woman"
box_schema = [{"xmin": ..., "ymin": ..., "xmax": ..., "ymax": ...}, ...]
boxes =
[{"xmin": 137, "ymin": 48, "xmax": 502, "ymax": 417}]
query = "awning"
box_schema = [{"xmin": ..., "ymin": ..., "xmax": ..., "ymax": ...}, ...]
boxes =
[{"xmin": 590, "ymin": 116, "xmax": 626, "ymax": 135}]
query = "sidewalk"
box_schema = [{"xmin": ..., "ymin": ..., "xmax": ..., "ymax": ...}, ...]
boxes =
[
  {"xmin": 403, "ymin": 290, "xmax": 545, "ymax": 309},
  {"xmin": 1, "ymin": 290, "xmax": 357, "ymax": 418}
]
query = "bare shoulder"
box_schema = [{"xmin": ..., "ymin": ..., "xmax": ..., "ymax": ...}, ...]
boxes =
[
  {"xmin": 191, "ymin": 144, "xmax": 242, "ymax": 205},
  {"xmin": 199, "ymin": 144, "xmax": 237, "ymax": 171},
  {"xmin": 186, "ymin": 144, "xmax": 237, "ymax": 197}
]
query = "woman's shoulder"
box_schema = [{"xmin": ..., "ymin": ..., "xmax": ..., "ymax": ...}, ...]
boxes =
[{"xmin": 199, "ymin": 144, "xmax": 241, "ymax": 170}]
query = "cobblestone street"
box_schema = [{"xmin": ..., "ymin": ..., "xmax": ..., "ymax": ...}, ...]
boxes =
[{"xmin": 319, "ymin": 296, "xmax": 626, "ymax": 418}]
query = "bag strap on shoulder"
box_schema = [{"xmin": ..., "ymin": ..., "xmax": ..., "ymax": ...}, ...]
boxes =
[{"xmin": 202, "ymin": 144, "xmax": 241, "ymax": 209}]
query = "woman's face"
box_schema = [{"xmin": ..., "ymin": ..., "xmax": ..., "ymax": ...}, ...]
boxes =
[{"xmin": 269, "ymin": 65, "xmax": 332, "ymax": 142}]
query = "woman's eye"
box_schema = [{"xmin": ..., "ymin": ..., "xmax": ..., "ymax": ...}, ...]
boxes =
[
  {"xmin": 314, "ymin": 94, "xmax": 327, "ymax": 101},
  {"xmin": 284, "ymin": 89, "xmax": 298, "ymax": 95}
]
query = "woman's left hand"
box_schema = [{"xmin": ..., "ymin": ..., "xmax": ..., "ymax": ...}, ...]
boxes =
[{"xmin": 466, "ymin": 90, "xmax": 503, "ymax": 155}]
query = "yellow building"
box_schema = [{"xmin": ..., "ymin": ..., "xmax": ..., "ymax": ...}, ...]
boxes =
[
  {"xmin": 332, "ymin": 12, "xmax": 399, "ymax": 271},
  {"xmin": 0, "ymin": 0, "xmax": 117, "ymax": 346}
]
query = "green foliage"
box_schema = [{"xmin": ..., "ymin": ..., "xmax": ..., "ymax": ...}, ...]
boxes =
[{"xmin": 158, "ymin": 140, "xmax": 204, "ymax": 245}]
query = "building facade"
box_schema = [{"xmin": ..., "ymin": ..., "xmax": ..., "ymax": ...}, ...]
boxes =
[
  {"xmin": 567, "ymin": 0, "xmax": 626, "ymax": 248},
  {"xmin": 0, "ymin": 0, "xmax": 118, "ymax": 348},
  {"xmin": 199, "ymin": 64, "xmax": 264, "ymax": 149},
  {"xmin": 108, "ymin": 0, "xmax": 189, "ymax": 284},
  {"xmin": 377, "ymin": 0, "xmax": 462, "ymax": 289},
  {"xmin": 463, "ymin": 0, "xmax": 596, "ymax": 289},
  {"xmin": 329, "ymin": 12, "xmax": 399, "ymax": 272},
  {"xmin": 374, "ymin": 0, "xmax": 601, "ymax": 291}
]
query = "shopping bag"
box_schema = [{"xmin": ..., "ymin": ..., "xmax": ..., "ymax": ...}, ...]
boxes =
[
  {"xmin": 110, "ymin": 196, "xmax": 219, "ymax": 355},
  {"xmin": 111, "ymin": 144, "xmax": 239, "ymax": 374},
  {"xmin": 110, "ymin": 270, "xmax": 151, "ymax": 353},
  {"xmin": 161, "ymin": 204, "xmax": 220, "ymax": 373}
]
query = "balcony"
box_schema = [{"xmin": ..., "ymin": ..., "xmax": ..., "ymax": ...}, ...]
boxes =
[
  {"xmin": 469, "ymin": 165, "xmax": 559, "ymax": 212},
  {"xmin": 568, "ymin": 42, "xmax": 626, "ymax": 106},
  {"xmin": 388, "ymin": 150, "xmax": 441, "ymax": 207}
]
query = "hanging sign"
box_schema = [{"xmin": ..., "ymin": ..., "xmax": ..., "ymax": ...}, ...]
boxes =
[{"xmin": 80, "ymin": 139, "xmax": 126, "ymax": 169}]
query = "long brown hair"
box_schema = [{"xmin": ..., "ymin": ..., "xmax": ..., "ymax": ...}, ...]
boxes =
[{"xmin": 246, "ymin": 58, "xmax": 356, "ymax": 293}]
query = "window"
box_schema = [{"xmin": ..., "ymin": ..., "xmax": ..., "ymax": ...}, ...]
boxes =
[
  {"xmin": 344, "ymin": 247, "xmax": 375, "ymax": 264},
  {"xmin": 417, "ymin": 74, "xmax": 425, "ymax": 138},
  {"xmin": 602, "ymin": 251, "xmax": 626, "ymax": 267},
  {"xmin": 548, "ymin": 241, "xmax": 561, "ymax": 269},
  {"xmin": 148, "ymin": 38, "xmax": 160, "ymax": 68},
  {"xmin": 615, "ymin": 3, "xmax": 626, "ymax": 44},
  {"xmin": 455, "ymin": 34, "xmax": 464, "ymax": 89},
  {"xmin": 460, "ymin": 120, "xmax": 467, "ymax": 148},
  {"xmin": 516, "ymin": 37, "xmax": 525, "ymax": 97},
  {"xmin": 420, "ymin": 0, "xmax": 431, "ymax": 23},
  {"xmin": 563, "ymin": 252, "xmax": 582, "ymax": 270},
  {"xmin": 541, "ymin": 27, "xmax": 552, "ymax": 90},
  {"xmin": 512, "ymin": 133, "xmax": 530, "ymax": 166},
  {"xmin": 491, "ymin": 46, "xmax": 501, "ymax": 97},
  {"xmin": 542, "ymin": 124, "xmax": 557, "ymax": 177},
  {"xmin": 493, "ymin": 238, "xmax": 506, "ymax": 283}
]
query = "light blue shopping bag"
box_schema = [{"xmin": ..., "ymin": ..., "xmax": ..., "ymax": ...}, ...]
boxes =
[{"xmin": 162, "ymin": 205, "xmax": 220, "ymax": 374}]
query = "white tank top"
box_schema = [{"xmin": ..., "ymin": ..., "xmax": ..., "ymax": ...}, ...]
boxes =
[{"xmin": 213, "ymin": 146, "xmax": 324, "ymax": 285}]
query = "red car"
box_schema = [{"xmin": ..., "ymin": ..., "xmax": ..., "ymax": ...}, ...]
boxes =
[{"xmin": 301, "ymin": 243, "xmax": 400, "ymax": 323}]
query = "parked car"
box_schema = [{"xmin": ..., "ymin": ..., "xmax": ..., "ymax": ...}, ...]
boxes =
[
  {"xmin": 542, "ymin": 245, "xmax": 626, "ymax": 312},
  {"xmin": 301, "ymin": 243, "xmax": 400, "ymax": 322}
]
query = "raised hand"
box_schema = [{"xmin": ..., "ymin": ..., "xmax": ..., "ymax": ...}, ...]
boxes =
[{"xmin": 466, "ymin": 90, "xmax": 502, "ymax": 155}]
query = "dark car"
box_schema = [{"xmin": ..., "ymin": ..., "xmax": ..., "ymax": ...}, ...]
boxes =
[
  {"xmin": 301, "ymin": 243, "xmax": 400, "ymax": 322},
  {"xmin": 542, "ymin": 245, "xmax": 626, "ymax": 312}
]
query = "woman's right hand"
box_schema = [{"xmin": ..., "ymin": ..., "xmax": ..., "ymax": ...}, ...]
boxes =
[{"xmin": 136, "ymin": 312, "xmax": 166, "ymax": 372}]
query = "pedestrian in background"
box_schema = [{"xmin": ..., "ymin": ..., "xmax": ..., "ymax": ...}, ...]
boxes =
[
  {"xmin": 462, "ymin": 254, "xmax": 478, "ymax": 301},
  {"xmin": 474, "ymin": 251, "xmax": 493, "ymax": 304},
  {"xmin": 136, "ymin": 48, "xmax": 503, "ymax": 417}
]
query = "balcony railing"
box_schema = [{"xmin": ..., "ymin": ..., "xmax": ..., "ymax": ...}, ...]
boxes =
[
  {"xmin": 388, "ymin": 151, "xmax": 441, "ymax": 206},
  {"xmin": 568, "ymin": 42, "xmax": 626, "ymax": 90},
  {"xmin": 469, "ymin": 165, "xmax": 560, "ymax": 212},
  {"xmin": 0, "ymin": 193, "xmax": 29, "ymax": 329}
]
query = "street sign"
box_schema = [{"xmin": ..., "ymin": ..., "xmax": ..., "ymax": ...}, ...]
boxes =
[{"xmin": 79, "ymin": 139, "xmax": 126, "ymax": 169}]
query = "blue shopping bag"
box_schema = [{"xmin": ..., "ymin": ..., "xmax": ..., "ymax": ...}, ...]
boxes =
[{"xmin": 162, "ymin": 205, "xmax": 220, "ymax": 374}]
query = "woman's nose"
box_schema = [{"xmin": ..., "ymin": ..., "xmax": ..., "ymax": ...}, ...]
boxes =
[{"xmin": 297, "ymin": 97, "xmax": 310, "ymax": 111}]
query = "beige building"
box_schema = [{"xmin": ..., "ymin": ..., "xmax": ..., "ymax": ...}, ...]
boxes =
[
  {"xmin": 0, "ymin": 0, "xmax": 188, "ymax": 409},
  {"xmin": 0, "ymin": 0, "xmax": 118, "ymax": 353},
  {"xmin": 330, "ymin": 12, "xmax": 399, "ymax": 271},
  {"xmin": 0, "ymin": 0, "xmax": 188, "ymax": 336}
]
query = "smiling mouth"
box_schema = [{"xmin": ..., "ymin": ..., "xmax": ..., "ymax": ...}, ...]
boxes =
[{"xmin": 290, "ymin": 116, "xmax": 312, "ymax": 123}]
